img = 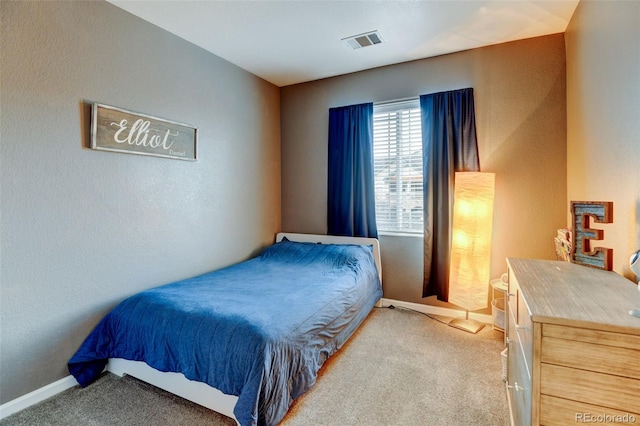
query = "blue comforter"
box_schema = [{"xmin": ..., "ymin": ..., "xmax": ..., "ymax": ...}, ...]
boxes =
[{"xmin": 68, "ymin": 239, "xmax": 382, "ymax": 426}]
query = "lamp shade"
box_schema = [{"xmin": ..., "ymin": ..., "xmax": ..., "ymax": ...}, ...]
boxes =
[{"xmin": 448, "ymin": 172, "xmax": 496, "ymax": 312}]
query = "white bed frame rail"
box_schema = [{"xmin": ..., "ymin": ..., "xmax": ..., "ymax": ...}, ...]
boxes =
[{"xmin": 108, "ymin": 359, "xmax": 240, "ymax": 424}]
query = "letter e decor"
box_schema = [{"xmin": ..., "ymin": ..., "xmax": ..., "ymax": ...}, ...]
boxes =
[
  {"xmin": 570, "ymin": 201, "xmax": 613, "ymax": 271},
  {"xmin": 91, "ymin": 103, "xmax": 197, "ymax": 161}
]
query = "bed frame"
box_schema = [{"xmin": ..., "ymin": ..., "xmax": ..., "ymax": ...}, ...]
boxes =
[{"xmin": 107, "ymin": 232, "xmax": 382, "ymax": 425}]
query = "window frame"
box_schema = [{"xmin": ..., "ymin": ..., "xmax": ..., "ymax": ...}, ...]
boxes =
[{"xmin": 372, "ymin": 98, "xmax": 423, "ymax": 236}]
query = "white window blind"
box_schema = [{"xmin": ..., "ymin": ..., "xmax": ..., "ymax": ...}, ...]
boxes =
[{"xmin": 373, "ymin": 99, "xmax": 423, "ymax": 234}]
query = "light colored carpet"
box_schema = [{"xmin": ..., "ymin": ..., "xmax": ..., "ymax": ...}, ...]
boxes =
[
  {"xmin": 1, "ymin": 372, "xmax": 235, "ymax": 426},
  {"xmin": 2, "ymin": 307, "xmax": 509, "ymax": 425},
  {"xmin": 282, "ymin": 307, "xmax": 509, "ymax": 426}
]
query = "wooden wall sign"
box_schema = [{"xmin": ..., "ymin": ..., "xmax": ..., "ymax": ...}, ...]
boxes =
[
  {"xmin": 91, "ymin": 103, "xmax": 197, "ymax": 161},
  {"xmin": 570, "ymin": 201, "xmax": 613, "ymax": 271}
]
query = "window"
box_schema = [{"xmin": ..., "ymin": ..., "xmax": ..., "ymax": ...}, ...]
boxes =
[{"xmin": 373, "ymin": 99, "xmax": 423, "ymax": 234}]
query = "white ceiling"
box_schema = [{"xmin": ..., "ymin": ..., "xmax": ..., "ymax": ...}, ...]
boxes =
[{"xmin": 107, "ymin": 0, "xmax": 580, "ymax": 87}]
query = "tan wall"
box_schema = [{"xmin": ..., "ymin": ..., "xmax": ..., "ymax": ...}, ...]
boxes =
[
  {"xmin": 281, "ymin": 34, "xmax": 567, "ymax": 309},
  {"xmin": 565, "ymin": 0, "xmax": 640, "ymax": 279},
  {"xmin": 0, "ymin": 1, "xmax": 280, "ymax": 403}
]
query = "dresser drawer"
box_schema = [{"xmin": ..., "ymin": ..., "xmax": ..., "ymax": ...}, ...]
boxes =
[
  {"xmin": 541, "ymin": 335, "xmax": 640, "ymax": 379},
  {"xmin": 507, "ymin": 330, "xmax": 532, "ymax": 426},
  {"xmin": 508, "ymin": 294, "xmax": 533, "ymax": 376},
  {"xmin": 540, "ymin": 394, "xmax": 639, "ymax": 426},
  {"xmin": 507, "ymin": 271, "xmax": 533, "ymax": 338},
  {"xmin": 507, "ymin": 269, "xmax": 519, "ymax": 317},
  {"xmin": 542, "ymin": 323, "xmax": 640, "ymax": 379},
  {"xmin": 540, "ymin": 363, "xmax": 640, "ymax": 414},
  {"xmin": 543, "ymin": 323, "xmax": 640, "ymax": 351},
  {"xmin": 516, "ymin": 291, "xmax": 533, "ymax": 370}
]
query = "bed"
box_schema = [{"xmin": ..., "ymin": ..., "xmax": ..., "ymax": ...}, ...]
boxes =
[{"xmin": 68, "ymin": 233, "xmax": 382, "ymax": 426}]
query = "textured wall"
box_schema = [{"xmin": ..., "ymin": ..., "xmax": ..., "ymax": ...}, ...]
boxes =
[
  {"xmin": 565, "ymin": 1, "xmax": 640, "ymax": 278},
  {"xmin": 281, "ymin": 34, "xmax": 567, "ymax": 308},
  {"xmin": 0, "ymin": 1, "xmax": 280, "ymax": 403}
]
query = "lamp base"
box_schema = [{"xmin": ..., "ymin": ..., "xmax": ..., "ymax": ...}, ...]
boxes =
[{"xmin": 448, "ymin": 318, "xmax": 485, "ymax": 334}]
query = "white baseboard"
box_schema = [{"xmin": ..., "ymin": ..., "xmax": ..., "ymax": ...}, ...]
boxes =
[
  {"xmin": 0, "ymin": 375, "xmax": 78, "ymax": 420},
  {"xmin": 380, "ymin": 297, "xmax": 492, "ymax": 324}
]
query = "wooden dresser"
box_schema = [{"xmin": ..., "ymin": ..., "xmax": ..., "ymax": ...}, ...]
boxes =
[{"xmin": 505, "ymin": 258, "xmax": 640, "ymax": 426}]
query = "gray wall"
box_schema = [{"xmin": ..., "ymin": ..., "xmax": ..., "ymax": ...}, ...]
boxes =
[
  {"xmin": 566, "ymin": 0, "xmax": 640, "ymax": 278},
  {"xmin": 281, "ymin": 34, "xmax": 567, "ymax": 309},
  {"xmin": 0, "ymin": 1, "xmax": 281, "ymax": 403}
]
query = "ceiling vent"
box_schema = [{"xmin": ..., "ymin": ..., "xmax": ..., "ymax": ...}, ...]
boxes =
[{"xmin": 343, "ymin": 30, "xmax": 383, "ymax": 50}]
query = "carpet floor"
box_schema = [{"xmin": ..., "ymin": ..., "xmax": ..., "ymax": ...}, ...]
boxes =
[{"xmin": 1, "ymin": 307, "xmax": 509, "ymax": 426}]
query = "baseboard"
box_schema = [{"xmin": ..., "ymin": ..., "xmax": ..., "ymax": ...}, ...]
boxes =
[
  {"xmin": 380, "ymin": 298, "xmax": 492, "ymax": 324},
  {"xmin": 0, "ymin": 375, "xmax": 78, "ymax": 420}
]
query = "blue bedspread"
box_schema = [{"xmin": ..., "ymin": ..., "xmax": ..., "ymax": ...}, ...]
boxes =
[{"xmin": 68, "ymin": 239, "xmax": 382, "ymax": 426}]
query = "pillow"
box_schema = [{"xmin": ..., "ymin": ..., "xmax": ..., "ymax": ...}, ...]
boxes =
[{"xmin": 261, "ymin": 238, "xmax": 374, "ymax": 269}]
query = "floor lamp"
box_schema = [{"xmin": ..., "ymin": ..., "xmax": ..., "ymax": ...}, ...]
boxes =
[{"xmin": 448, "ymin": 172, "xmax": 496, "ymax": 334}]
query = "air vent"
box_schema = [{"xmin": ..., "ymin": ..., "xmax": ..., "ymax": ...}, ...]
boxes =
[{"xmin": 343, "ymin": 30, "xmax": 383, "ymax": 50}]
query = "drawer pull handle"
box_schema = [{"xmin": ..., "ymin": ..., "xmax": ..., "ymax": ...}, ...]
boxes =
[
  {"xmin": 516, "ymin": 325, "xmax": 527, "ymax": 331},
  {"xmin": 507, "ymin": 382, "xmax": 524, "ymax": 392}
]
